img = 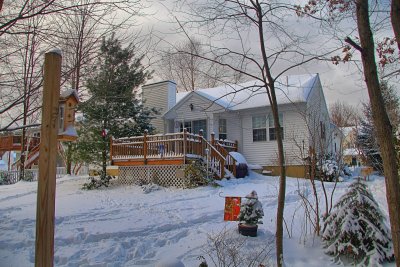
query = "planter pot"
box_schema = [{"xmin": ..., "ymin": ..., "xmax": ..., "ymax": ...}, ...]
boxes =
[{"xmin": 238, "ymin": 223, "xmax": 258, "ymax": 237}]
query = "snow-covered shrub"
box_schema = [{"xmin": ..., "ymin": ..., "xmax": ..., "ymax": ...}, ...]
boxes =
[
  {"xmin": 82, "ymin": 172, "xmax": 114, "ymax": 190},
  {"xmin": 322, "ymin": 181, "xmax": 394, "ymax": 266},
  {"xmin": 184, "ymin": 160, "xmax": 210, "ymax": 188},
  {"xmin": 318, "ymin": 159, "xmax": 339, "ymax": 182},
  {"xmin": 238, "ymin": 191, "xmax": 264, "ymax": 225},
  {"xmin": 317, "ymin": 157, "xmax": 351, "ymax": 182},
  {"xmin": 200, "ymin": 227, "xmax": 272, "ymax": 267},
  {"xmin": 142, "ymin": 183, "xmax": 161, "ymax": 194},
  {"xmin": 0, "ymin": 171, "xmax": 12, "ymax": 185},
  {"xmin": 23, "ymin": 170, "xmax": 34, "ymax": 182}
]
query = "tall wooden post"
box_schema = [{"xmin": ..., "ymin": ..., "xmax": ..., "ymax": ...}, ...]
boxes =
[{"xmin": 35, "ymin": 50, "xmax": 61, "ymax": 267}]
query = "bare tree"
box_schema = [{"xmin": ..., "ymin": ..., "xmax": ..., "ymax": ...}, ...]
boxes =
[
  {"xmin": 158, "ymin": 38, "xmax": 229, "ymax": 92},
  {"xmin": 0, "ymin": 0, "xmax": 145, "ymax": 132},
  {"xmin": 172, "ymin": 1, "xmax": 340, "ymax": 265},
  {"xmin": 298, "ymin": 0, "xmax": 400, "ymax": 264},
  {"xmin": 0, "ymin": 0, "xmax": 141, "ymax": 37},
  {"xmin": 329, "ymin": 101, "xmax": 359, "ymax": 127}
]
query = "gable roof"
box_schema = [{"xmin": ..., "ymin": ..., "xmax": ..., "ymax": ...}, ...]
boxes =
[
  {"xmin": 174, "ymin": 74, "xmax": 319, "ymax": 112},
  {"xmin": 60, "ymin": 89, "xmax": 79, "ymax": 103}
]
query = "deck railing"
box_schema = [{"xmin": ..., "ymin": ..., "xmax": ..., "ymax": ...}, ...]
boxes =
[{"xmin": 111, "ymin": 130, "xmax": 239, "ymax": 179}]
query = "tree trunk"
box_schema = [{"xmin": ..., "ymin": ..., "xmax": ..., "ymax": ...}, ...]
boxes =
[
  {"xmin": 391, "ymin": 0, "xmax": 400, "ymax": 51},
  {"xmin": 272, "ymin": 97, "xmax": 287, "ymax": 267},
  {"xmin": 254, "ymin": 1, "xmax": 287, "ymax": 264},
  {"xmin": 66, "ymin": 143, "xmax": 72, "ymax": 175},
  {"xmin": 356, "ymin": 0, "xmax": 400, "ymax": 265}
]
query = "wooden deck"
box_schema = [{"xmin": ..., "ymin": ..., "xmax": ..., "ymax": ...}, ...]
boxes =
[{"xmin": 110, "ymin": 130, "xmax": 238, "ymax": 179}]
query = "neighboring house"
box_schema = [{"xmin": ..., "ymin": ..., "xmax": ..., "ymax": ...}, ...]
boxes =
[
  {"xmin": 142, "ymin": 74, "xmax": 331, "ymax": 178},
  {"xmin": 330, "ymin": 123, "xmax": 344, "ymax": 157},
  {"xmin": 341, "ymin": 126, "xmax": 365, "ymax": 166}
]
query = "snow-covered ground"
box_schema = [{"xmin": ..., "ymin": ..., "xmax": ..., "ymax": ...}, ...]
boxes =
[{"xmin": 0, "ymin": 171, "xmax": 394, "ymax": 266}]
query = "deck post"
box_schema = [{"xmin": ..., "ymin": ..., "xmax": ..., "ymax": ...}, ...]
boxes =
[
  {"xmin": 235, "ymin": 140, "xmax": 238, "ymax": 152},
  {"xmin": 109, "ymin": 136, "xmax": 113, "ymax": 164},
  {"xmin": 211, "ymin": 132, "xmax": 215, "ymax": 146},
  {"xmin": 199, "ymin": 129, "xmax": 203, "ymax": 157},
  {"xmin": 183, "ymin": 128, "xmax": 188, "ymax": 163},
  {"xmin": 144, "ymin": 130, "xmax": 148, "ymax": 164}
]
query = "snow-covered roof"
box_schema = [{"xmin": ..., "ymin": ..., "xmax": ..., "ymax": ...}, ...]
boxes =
[
  {"xmin": 60, "ymin": 89, "xmax": 79, "ymax": 102},
  {"xmin": 343, "ymin": 148, "xmax": 362, "ymax": 156},
  {"xmin": 59, "ymin": 125, "xmax": 78, "ymax": 137},
  {"xmin": 340, "ymin": 127, "xmax": 356, "ymax": 137},
  {"xmin": 173, "ymin": 74, "xmax": 319, "ymax": 112}
]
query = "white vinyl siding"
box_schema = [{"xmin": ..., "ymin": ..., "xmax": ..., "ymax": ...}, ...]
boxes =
[
  {"xmin": 242, "ymin": 105, "xmax": 308, "ymax": 166},
  {"xmin": 169, "ymin": 94, "xmax": 223, "ymax": 139},
  {"xmin": 142, "ymin": 81, "xmax": 176, "ymax": 134}
]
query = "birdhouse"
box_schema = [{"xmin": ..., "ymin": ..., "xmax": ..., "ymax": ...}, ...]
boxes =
[{"xmin": 58, "ymin": 89, "xmax": 79, "ymax": 141}]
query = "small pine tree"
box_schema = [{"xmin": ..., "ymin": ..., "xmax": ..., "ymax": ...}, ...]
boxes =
[
  {"xmin": 322, "ymin": 181, "xmax": 394, "ymax": 266},
  {"xmin": 238, "ymin": 191, "xmax": 264, "ymax": 225}
]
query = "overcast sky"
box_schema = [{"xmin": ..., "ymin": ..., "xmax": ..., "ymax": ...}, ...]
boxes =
[{"xmin": 134, "ymin": 0, "xmax": 397, "ymax": 110}]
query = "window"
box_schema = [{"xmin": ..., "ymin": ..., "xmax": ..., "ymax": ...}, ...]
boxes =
[
  {"xmin": 179, "ymin": 120, "xmax": 207, "ymax": 135},
  {"xmin": 219, "ymin": 119, "xmax": 227, "ymax": 140},
  {"xmin": 59, "ymin": 105, "xmax": 65, "ymax": 131},
  {"xmin": 252, "ymin": 116, "xmax": 267, "ymax": 142},
  {"xmin": 179, "ymin": 121, "xmax": 192, "ymax": 133},
  {"xmin": 193, "ymin": 120, "xmax": 207, "ymax": 135},
  {"xmin": 320, "ymin": 121, "xmax": 326, "ymax": 140},
  {"xmin": 268, "ymin": 113, "xmax": 284, "ymax": 141}
]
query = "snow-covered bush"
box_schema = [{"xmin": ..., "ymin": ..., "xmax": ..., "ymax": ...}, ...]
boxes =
[
  {"xmin": 0, "ymin": 171, "xmax": 12, "ymax": 185},
  {"xmin": 322, "ymin": 181, "xmax": 394, "ymax": 266},
  {"xmin": 200, "ymin": 227, "xmax": 272, "ymax": 267},
  {"xmin": 238, "ymin": 191, "xmax": 264, "ymax": 225},
  {"xmin": 142, "ymin": 183, "xmax": 161, "ymax": 194},
  {"xmin": 318, "ymin": 159, "xmax": 339, "ymax": 182},
  {"xmin": 317, "ymin": 157, "xmax": 351, "ymax": 182},
  {"xmin": 82, "ymin": 172, "xmax": 114, "ymax": 190},
  {"xmin": 184, "ymin": 160, "xmax": 210, "ymax": 188}
]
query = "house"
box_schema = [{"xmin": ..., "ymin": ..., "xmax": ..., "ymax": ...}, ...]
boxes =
[
  {"xmin": 341, "ymin": 126, "xmax": 365, "ymax": 166},
  {"xmin": 138, "ymin": 73, "xmax": 332, "ymax": 178}
]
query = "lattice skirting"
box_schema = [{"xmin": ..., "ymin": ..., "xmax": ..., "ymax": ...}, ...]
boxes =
[{"xmin": 118, "ymin": 165, "xmax": 188, "ymax": 188}]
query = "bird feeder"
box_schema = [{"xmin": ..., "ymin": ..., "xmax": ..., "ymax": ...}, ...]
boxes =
[{"xmin": 57, "ymin": 89, "xmax": 79, "ymax": 141}]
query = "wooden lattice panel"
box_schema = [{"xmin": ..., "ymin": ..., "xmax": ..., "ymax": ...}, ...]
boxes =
[{"xmin": 118, "ymin": 165, "xmax": 188, "ymax": 188}]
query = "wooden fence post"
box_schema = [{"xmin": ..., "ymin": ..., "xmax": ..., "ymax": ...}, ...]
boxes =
[
  {"xmin": 35, "ymin": 50, "xmax": 61, "ymax": 267},
  {"xmin": 211, "ymin": 132, "xmax": 215, "ymax": 146},
  {"xmin": 109, "ymin": 136, "xmax": 113, "ymax": 164},
  {"xmin": 199, "ymin": 129, "xmax": 203, "ymax": 156},
  {"xmin": 183, "ymin": 128, "xmax": 187, "ymax": 160},
  {"xmin": 143, "ymin": 130, "xmax": 148, "ymax": 164}
]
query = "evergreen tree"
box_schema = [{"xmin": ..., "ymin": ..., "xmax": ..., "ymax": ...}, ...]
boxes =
[
  {"xmin": 78, "ymin": 34, "xmax": 154, "ymax": 183},
  {"xmin": 322, "ymin": 181, "xmax": 393, "ymax": 266},
  {"xmin": 357, "ymin": 81, "xmax": 400, "ymax": 172},
  {"xmin": 238, "ymin": 191, "xmax": 264, "ymax": 225}
]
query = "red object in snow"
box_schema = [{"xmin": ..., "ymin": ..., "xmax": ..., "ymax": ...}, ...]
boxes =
[{"xmin": 224, "ymin": 197, "xmax": 241, "ymax": 221}]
